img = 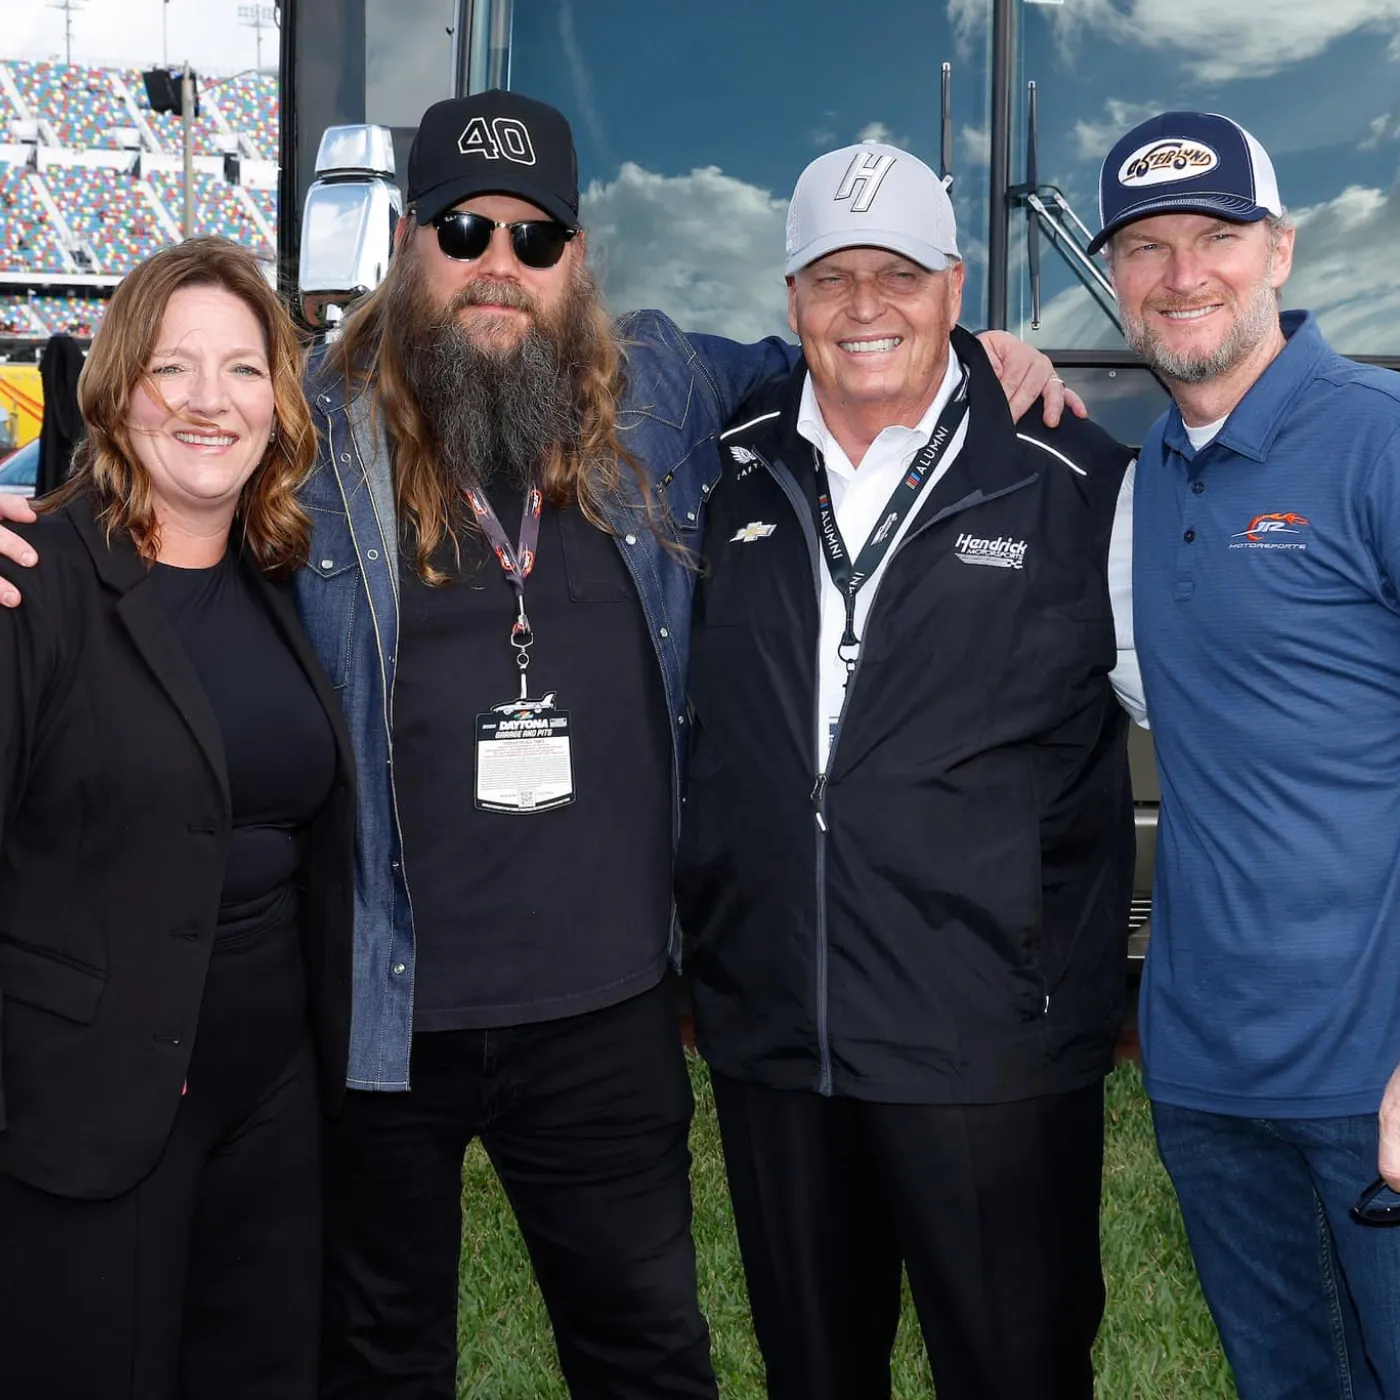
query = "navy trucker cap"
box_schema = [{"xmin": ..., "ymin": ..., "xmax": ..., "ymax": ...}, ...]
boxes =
[{"xmin": 1089, "ymin": 111, "xmax": 1281, "ymax": 255}]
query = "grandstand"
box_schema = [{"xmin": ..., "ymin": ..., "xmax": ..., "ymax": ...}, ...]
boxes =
[{"xmin": 0, "ymin": 59, "xmax": 278, "ymax": 347}]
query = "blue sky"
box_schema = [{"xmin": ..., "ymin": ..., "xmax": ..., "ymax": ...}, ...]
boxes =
[
  {"xmin": 504, "ymin": 0, "xmax": 1400, "ymax": 353},
  {"xmin": 9, "ymin": 0, "xmax": 1400, "ymax": 352}
]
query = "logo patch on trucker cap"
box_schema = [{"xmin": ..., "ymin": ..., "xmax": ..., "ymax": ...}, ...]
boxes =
[{"xmin": 1117, "ymin": 139, "xmax": 1220, "ymax": 188}]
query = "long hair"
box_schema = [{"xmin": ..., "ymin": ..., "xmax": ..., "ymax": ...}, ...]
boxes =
[
  {"xmin": 43, "ymin": 236, "xmax": 315, "ymax": 577},
  {"xmin": 328, "ymin": 231, "xmax": 653, "ymax": 584}
]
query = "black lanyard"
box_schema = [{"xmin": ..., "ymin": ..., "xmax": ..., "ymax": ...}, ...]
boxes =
[
  {"xmin": 809, "ymin": 367, "xmax": 970, "ymax": 674},
  {"xmin": 464, "ymin": 481, "xmax": 544, "ymax": 695}
]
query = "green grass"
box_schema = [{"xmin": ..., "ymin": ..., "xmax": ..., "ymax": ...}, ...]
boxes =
[{"xmin": 455, "ymin": 1058, "xmax": 1235, "ymax": 1398}]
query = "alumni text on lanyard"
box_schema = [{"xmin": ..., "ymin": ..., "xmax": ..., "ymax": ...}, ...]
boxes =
[{"xmin": 808, "ymin": 366, "xmax": 970, "ymax": 680}]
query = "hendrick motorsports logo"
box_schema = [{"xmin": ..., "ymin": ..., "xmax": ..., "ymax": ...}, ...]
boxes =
[
  {"xmin": 954, "ymin": 532, "xmax": 1029, "ymax": 569},
  {"xmin": 1229, "ymin": 512, "xmax": 1309, "ymax": 550}
]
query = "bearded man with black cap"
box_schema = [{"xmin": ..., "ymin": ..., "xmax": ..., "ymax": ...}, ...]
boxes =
[
  {"xmin": 676, "ymin": 142, "xmax": 1143, "ymax": 1400},
  {"xmin": 0, "ymin": 91, "xmax": 1078, "ymax": 1399},
  {"xmin": 304, "ymin": 90, "xmax": 750, "ymax": 1399}
]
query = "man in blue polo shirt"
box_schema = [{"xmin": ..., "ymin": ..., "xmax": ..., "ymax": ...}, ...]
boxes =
[{"xmin": 1091, "ymin": 110, "xmax": 1400, "ymax": 1399}]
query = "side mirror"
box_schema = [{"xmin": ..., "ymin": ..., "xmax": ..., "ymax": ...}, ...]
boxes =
[{"xmin": 298, "ymin": 124, "xmax": 403, "ymax": 330}]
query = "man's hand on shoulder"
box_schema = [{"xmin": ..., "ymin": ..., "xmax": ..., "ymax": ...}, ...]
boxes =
[
  {"xmin": 977, "ymin": 330, "xmax": 1087, "ymax": 428},
  {"xmin": 0, "ymin": 495, "xmax": 39, "ymax": 608}
]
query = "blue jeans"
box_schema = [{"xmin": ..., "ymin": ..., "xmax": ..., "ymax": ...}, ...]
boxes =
[{"xmin": 1153, "ymin": 1102, "xmax": 1400, "ymax": 1400}]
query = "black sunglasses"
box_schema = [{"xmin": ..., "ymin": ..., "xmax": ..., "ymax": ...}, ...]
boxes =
[
  {"xmin": 1350, "ymin": 1176, "xmax": 1400, "ymax": 1227},
  {"xmin": 430, "ymin": 210, "xmax": 577, "ymax": 269}
]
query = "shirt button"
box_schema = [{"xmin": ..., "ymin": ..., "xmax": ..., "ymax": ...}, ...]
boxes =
[
  {"xmin": 1191, "ymin": 481, "xmax": 1205, "ymax": 495},
  {"xmin": 625, "ymin": 533, "xmax": 637, "ymax": 545},
  {"xmin": 659, "ymin": 627, "xmax": 669, "ymax": 638},
  {"xmin": 392, "ymin": 962, "xmax": 406, "ymax": 976},
  {"xmin": 321, "ymin": 558, "xmax": 335, "ymax": 569},
  {"xmin": 1183, "ymin": 529, "xmax": 1196, "ymax": 543},
  {"xmin": 367, "ymin": 549, "xmax": 380, "ymax": 561}
]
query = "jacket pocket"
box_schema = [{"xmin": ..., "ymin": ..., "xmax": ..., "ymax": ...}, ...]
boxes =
[
  {"xmin": 0, "ymin": 935, "xmax": 105, "ymax": 1024},
  {"xmin": 299, "ymin": 529, "xmax": 363, "ymax": 690},
  {"xmin": 657, "ymin": 451, "xmax": 720, "ymax": 543}
]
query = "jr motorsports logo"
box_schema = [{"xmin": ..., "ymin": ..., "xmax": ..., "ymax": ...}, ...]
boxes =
[
  {"xmin": 1229, "ymin": 512, "xmax": 1309, "ymax": 550},
  {"xmin": 954, "ymin": 532, "xmax": 1029, "ymax": 569}
]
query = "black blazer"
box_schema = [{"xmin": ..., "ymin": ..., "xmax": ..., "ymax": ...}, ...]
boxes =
[{"xmin": 0, "ymin": 495, "xmax": 355, "ymax": 1199}]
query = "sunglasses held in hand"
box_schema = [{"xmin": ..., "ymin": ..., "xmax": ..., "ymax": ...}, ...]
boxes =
[
  {"xmin": 430, "ymin": 210, "xmax": 578, "ymax": 269},
  {"xmin": 1351, "ymin": 1177, "xmax": 1400, "ymax": 1227}
]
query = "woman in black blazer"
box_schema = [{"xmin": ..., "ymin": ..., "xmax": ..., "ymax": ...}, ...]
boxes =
[{"xmin": 0, "ymin": 238, "xmax": 355, "ymax": 1400}]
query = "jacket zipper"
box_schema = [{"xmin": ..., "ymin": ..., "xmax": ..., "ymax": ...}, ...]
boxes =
[
  {"xmin": 758, "ymin": 455, "xmax": 836, "ymax": 1094},
  {"xmin": 762, "ymin": 455, "xmax": 1040, "ymax": 1096}
]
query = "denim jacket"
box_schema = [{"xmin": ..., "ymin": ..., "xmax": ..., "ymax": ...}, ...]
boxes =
[{"xmin": 296, "ymin": 310, "xmax": 794, "ymax": 1090}]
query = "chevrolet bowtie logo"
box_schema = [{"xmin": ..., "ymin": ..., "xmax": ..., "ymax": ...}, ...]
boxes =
[{"xmin": 730, "ymin": 521, "xmax": 777, "ymax": 543}]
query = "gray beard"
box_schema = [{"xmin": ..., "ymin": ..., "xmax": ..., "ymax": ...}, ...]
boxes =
[
  {"xmin": 406, "ymin": 317, "xmax": 577, "ymax": 495},
  {"xmin": 1121, "ymin": 266, "xmax": 1279, "ymax": 385}
]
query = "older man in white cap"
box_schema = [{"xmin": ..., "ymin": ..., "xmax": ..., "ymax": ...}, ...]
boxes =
[
  {"xmin": 1096, "ymin": 109, "xmax": 1400, "ymax": 1400},
  {"xmin": 676, "ymin": 141, "xmax": 1143, "ymax": 1400}
]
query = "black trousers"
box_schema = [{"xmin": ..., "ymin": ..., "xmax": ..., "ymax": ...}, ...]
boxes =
[
  {"xmin": 321, "ymin": 977, "xmax": 717, "ymax": 1399},
  {"xmin": 0, "ymin": 1039, "xmax": 321, "ymax": 1400},
  {"xmin": 711, "ymin": 1073, "xmax": 1106, "ymax": 1400}
]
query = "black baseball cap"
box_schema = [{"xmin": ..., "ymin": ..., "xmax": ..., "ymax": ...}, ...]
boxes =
[{"xmin": 407, "ymin": 90, "xmax": 579, "ymax": 229}]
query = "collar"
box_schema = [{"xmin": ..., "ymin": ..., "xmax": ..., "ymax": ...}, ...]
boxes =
[
  {"xmin": 1161, "ymin": 309, "xmax": 1327, "ymax": 465},
  {"xmin": 748, "ymin": 326, "xmax": 1022, "ymax": 493},
  {"xmin": 795, "ymin": 350, "xmax": 962, "ymax": 476},
  {"xmin": 66, "ymin": 489, "xmax": 151, "ymax": 594}
]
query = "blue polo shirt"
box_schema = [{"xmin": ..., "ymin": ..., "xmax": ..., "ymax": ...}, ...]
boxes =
[{"xmin": 1137, "ymin": 310, "xmax": 1400, "ymax": 1118}]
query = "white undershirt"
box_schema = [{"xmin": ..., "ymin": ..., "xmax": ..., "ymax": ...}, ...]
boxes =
[
  {"xmin": 797, "ymin": 354, "xmax": 969, "ymax": 767},
  {"xmin": 795, "ymin": 357, "xmax": 1145, "ymax": 770},
  {"xmin": 1184, "ymin": 413, "xmax": 1229, "ymax": 450}
]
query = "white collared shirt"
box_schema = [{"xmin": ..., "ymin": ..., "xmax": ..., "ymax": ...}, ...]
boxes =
[
  {"xmin": 795, "ymin": 357, "xmax": 1144, "ymax": 770},
  {"xmin": 796, "ymin": 354, "xmax": 970, "ymax": 766}
]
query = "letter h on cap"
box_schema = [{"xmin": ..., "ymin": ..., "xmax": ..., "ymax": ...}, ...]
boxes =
[{"xmin": 834, "ymin": 151, "xmax": 896, "ymax": 213}]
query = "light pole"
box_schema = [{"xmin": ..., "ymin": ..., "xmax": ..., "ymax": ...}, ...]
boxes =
[
  {"xmin": 46, "ymin": 0, "xmax": 87, "ymax": 66},
  {"xmin": 237, "ymin": 4, "xmax": 278, "ymax": 72},
  {"xmin": 143, "ymin": 63, "xmax": 268, "ymax": 241},
  {"xmin": 181, "ymin": 62, "xmax": 196, "ymax": 240}
]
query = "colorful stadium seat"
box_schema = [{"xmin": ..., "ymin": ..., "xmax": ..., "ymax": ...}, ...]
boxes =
[
  {"xmin": 0, "ymin": 165, "xmax": 70, "ymax": 275},
  {"xmin": 0, "ymin": 61, "xmax": 281, "ymax": 332}
]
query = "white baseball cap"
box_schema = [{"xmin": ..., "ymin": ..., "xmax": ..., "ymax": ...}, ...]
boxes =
[{"xmin": 784, "ymin": 141, "xmax": 959, "ymax": 277}]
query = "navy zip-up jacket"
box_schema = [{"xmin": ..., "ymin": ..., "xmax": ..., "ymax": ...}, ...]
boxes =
[{"xmin": 677, "ymin": 327, "xmax": 1136, "ymax": 1104}]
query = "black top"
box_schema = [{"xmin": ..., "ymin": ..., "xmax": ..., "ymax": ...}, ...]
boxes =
[
  {"xmin": 394, "ymin": 491, "xmax": 671, "ymax": 1030},
  {"xmin": 151, "ymin": 549, "xmax": 336, "ymax": 932},
  {"xmin": 0, "ymin": 496, "xmax": 356, "ymax": 1198}
]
